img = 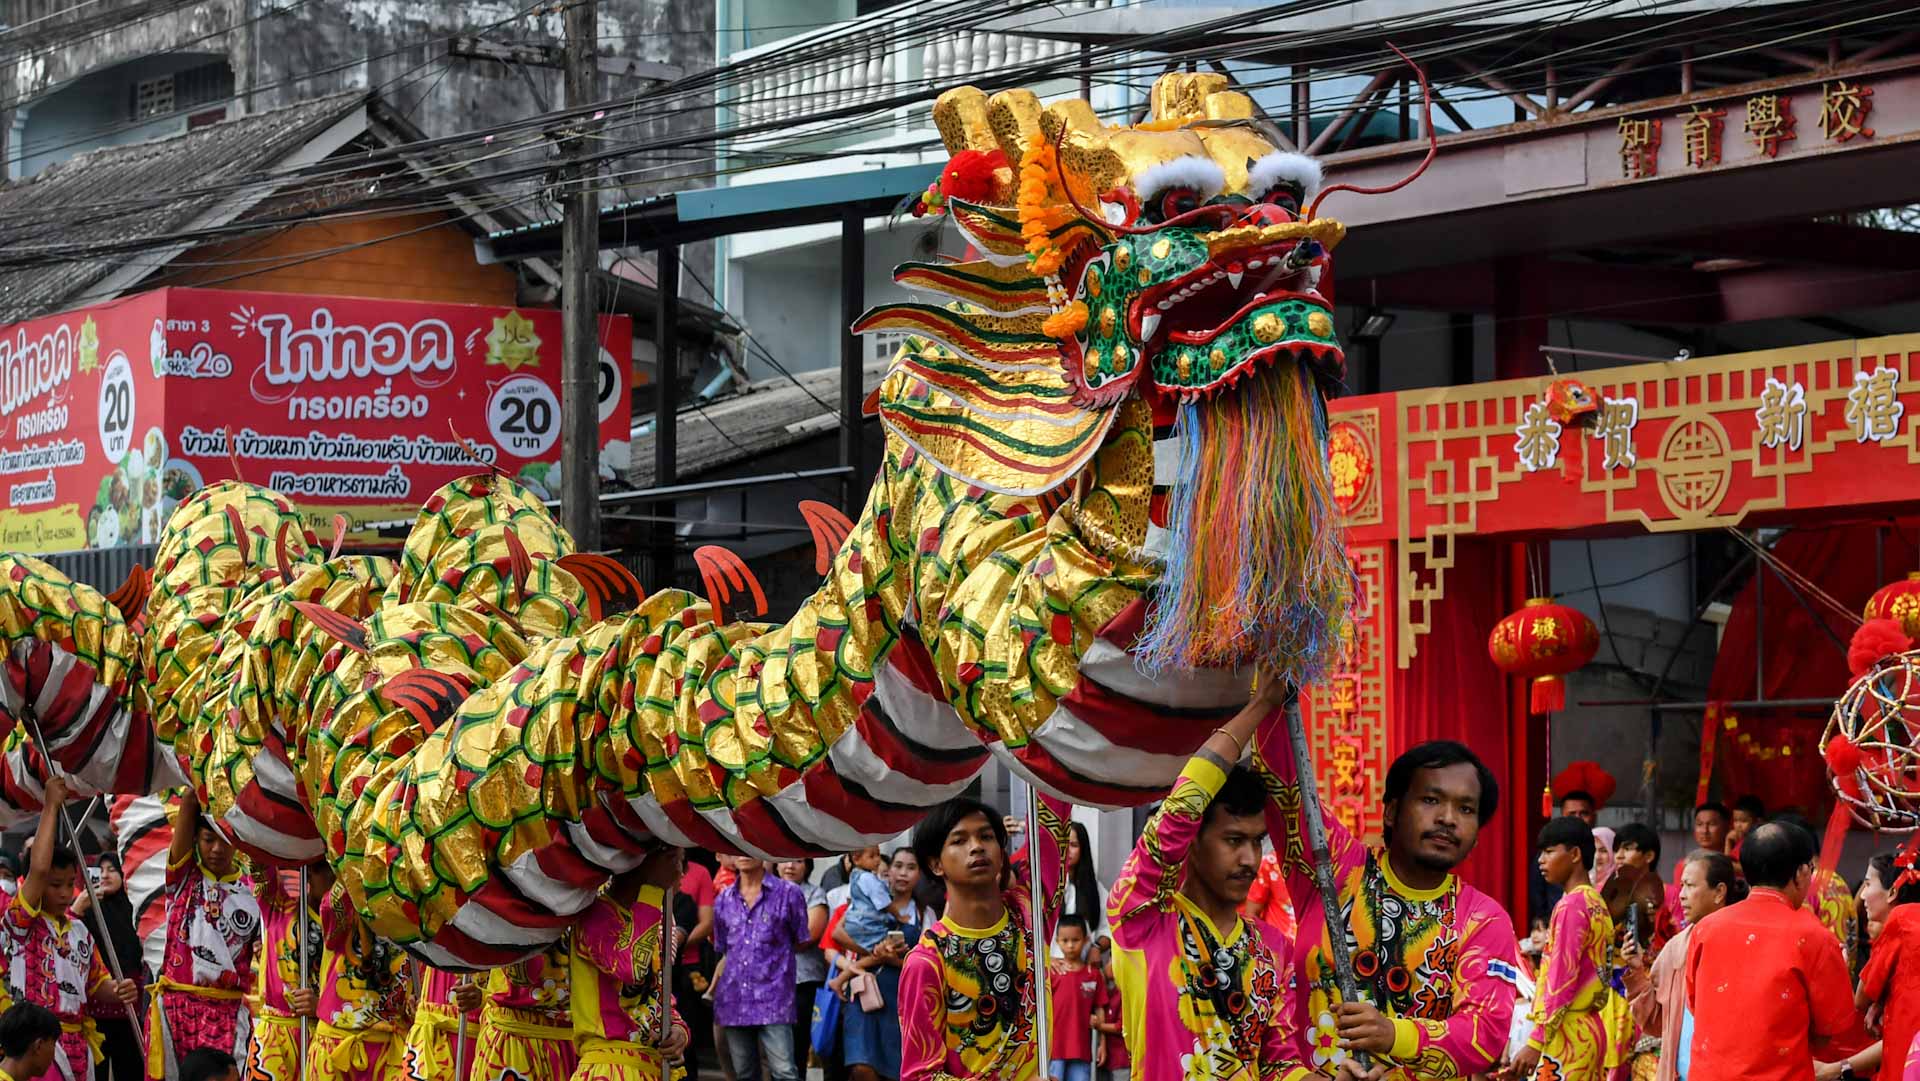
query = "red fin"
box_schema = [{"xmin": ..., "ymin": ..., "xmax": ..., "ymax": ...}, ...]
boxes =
[
  {"xmin": 470, "ymin": 596, "xmax": 527, "ymax": 636},
  {"xmin": 224, "ymin": 425, "xmax": 245, "ymax": 483},
  {"xmin": 105, "ymin": 565, "xmax": 149, "ymax": 623},
  {"xmin": 329, "ymin": 514, "xmax": 349, "ymax": 560},
  {"xmin": 798, "ymin": 501, "xmax": 855, "ymax": 576},
  {"xmin": 504, "ymin": 528, "xmax": 532, "ymax": 600},
  {"xmin": 223, "ymin": 505, "xmax": 251, "ymax": 561},
  {"xmin": 289, "ymin": 602, "xmax": 369, "ymax": 655},
  {"xmin": 694, "ymin": 546, "xmax": 769, "ymax": 623},
  {"xmin": 275, "ymin": 521, "xmax": 297, "ymax": 582},
  {"xmin": 381, "ymin": 668, "xmax": 474, "ymax": 735},
  {"xmin": 862, "ymin": 386, "xmax": 882, "ymax": 417},
  {"xmin": 556, "ymin": 553, "xmax": 646, "ymax": 621}
]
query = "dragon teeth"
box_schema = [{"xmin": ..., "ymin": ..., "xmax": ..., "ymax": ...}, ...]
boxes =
[
  {"xmin": 1227, "ymin": 270, "xmax": 1243, "ymax": 289},
  {"xmin": 1140, "ymin": 313, "xmax": 1162, "ymax": 339}
]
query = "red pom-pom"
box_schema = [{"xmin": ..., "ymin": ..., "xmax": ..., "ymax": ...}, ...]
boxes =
[
  {"xmin": 1848, "ymin": 617, "xmax": 1912, "ymax": 677},
  {"xmin": 1824, "ymin": 735, "xmax": 1865, "ymax": 796},
  {"xmin": 941, "ymin": 149, "xmax": 1007, "ymax": 205},
  {"xmin": 1552, "ymin": 761, "xmax": 1618, "ymax": 806}
]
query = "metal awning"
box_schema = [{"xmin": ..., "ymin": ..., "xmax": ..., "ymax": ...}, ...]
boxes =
[{"xmin": 478, "ymin": 163, "xmax": 942, "ymax": 260}]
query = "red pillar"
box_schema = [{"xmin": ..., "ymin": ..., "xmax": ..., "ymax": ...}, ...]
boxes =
[{"xmin": 1494, "ymin": 257, "xmax": 1549, "ymax": 930}]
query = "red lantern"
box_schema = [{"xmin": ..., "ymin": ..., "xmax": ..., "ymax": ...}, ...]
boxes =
[
  {"xmin": 1487, "ymin": 597, "xmax": 1600, "ymax": 715},
  {"xmin": 1864, "ymin": 572, "xmax": 1920, "ymax": 639}
]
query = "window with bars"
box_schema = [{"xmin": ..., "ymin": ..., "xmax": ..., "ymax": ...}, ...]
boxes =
[{"xmin": 128, "ymin": 61, "xmax": 234, "ymax": 122}]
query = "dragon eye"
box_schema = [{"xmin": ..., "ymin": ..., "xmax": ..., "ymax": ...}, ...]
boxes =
[
  {"xmin": 1259, "ymin": 184, "xmax": 1302, "ymax": 215},
  {"xmin": 1153, "ymin": 187, "xmax": 1202, "ymax": 223}
]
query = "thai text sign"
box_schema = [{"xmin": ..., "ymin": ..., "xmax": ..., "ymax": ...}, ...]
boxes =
[{"xmin": 0, "ymin": 288, "xmax": 631, "ymax": 552}]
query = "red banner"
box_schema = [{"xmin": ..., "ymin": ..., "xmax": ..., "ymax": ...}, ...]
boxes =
[{"xmin": 0, "ymin": 288, "xmax": 631, "ymax": 553}]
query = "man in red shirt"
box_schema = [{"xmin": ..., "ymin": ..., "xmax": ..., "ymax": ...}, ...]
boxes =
[{"xmin": 1684, "ymin": 821, "xmax": 1855, "ymax": 1081}]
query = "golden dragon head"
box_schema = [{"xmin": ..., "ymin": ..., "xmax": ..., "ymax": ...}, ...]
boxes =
[{"xmin": 857, "ymin": 71, "xmax": 1375, "ymax": 677}]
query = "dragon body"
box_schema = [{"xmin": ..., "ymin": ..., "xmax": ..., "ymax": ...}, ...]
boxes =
[{"xmin": 0, "ymin": 73, "xmax": 1354, "ymax": 969}]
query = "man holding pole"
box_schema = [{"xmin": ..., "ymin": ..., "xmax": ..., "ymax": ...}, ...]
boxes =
[
  {"xmin": 1251, "ymin": 735, "xmax": 1519, "ymax": 1081},
  {"xmin": 403, "ymin": 968, "xmax": 482, "ymax": 1081},
  {"xmin": 2, "ymin": 777, "xmax": 140, "ymax": 1081},
  {"xmin": 246, "ymin": 864, "xmax": 327, "ymax": 1081},
  {"xmin": 567, "ymin": 846, "xmax": 690, "ymax": 1081},
  {"xmin": 898, "ymin": 790, "xmax": 1072, "ymax": 1081},
  {"xmin": 149, "ymin": 789, "xmax": 262, "ymax": 1081},
  {"xmin": 1106, "ymin": 678, "xmax": 1312, "ymax": 1080}
]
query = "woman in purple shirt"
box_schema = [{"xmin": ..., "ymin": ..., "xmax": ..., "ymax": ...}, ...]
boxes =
[{"xmin": 712, "ymin": 855, "xmax": 813, "ymax": 1081}]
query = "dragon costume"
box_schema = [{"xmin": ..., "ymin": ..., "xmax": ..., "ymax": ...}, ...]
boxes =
[{"xmin": 0, "ymin": 73, "xmax": 1356, "ymax": 969}]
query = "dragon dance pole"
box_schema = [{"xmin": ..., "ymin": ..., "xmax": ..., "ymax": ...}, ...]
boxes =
[
  {"xmin": 1026, "ymin": 785, "xmax": 1051, "ymax": 1078},
  {"xmin": 298, "ymin": 867, "xmax": 311, "ymax": 1081},
  {"xmin": 1282, "ymin": 693, "xmax": 1373, "ymax": 1073},
  {"xmin": 659, "ymin": 883, "xmax": 676, "ymax": 1081},
  {"xmin": 19, "ymin": 711, "xmax": 149, "ymax": 1068},
  {"xmin": 454, "ymin": 1000, "xmax": 468, "ymax": 1081}
]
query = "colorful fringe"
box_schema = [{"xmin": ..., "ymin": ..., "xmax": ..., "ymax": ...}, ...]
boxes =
[{"xmin": 1135, "ymin": 362, "xmax": 1353, "ymax": 685}]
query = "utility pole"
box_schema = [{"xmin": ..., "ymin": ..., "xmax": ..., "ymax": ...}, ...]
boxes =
[{"xmin": 560, "ymin": 0, "xmax": 602, "ymax": 550}]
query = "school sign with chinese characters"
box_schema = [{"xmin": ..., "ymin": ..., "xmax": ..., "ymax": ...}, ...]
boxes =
[
  {"xmin": 1608, "ymin": 60, "xmax": 1915, "ymax": 182},
  {"xmin": 1322, "ymin": 335, "xmax": 1920, "ymax": 667}
]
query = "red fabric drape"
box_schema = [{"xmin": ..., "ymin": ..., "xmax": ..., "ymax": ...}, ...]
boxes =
[
  {"xmin": 1706, "ymin": 523, "xmax": 1915, "ymax": 817},
  {"xmin": 1391, "ymin": 539, "xmax": 1517, "ymax": 919}
]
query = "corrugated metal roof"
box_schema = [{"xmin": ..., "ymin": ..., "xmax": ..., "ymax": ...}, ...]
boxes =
[
  {"xmin": 0, "ymin": 92, "xmax": 367, "ymax": 324},
  {"xmin": 627, "ymin": 361, "xmax": 887, "ymax": 488}
]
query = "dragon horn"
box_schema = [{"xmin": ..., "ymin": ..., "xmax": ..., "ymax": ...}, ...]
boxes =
[{"xmin": 1307, "ymin": 43, "xmax": 1436, "ymax": 220}]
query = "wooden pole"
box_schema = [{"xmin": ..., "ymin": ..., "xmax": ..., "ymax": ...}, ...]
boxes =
[
  {"xmin": 298, "ymin": 867, "xmax": 311, "ymax": 1081},
  {"xmin": 1026, "ymin": 786, "xmax": 1051, "ymax": 1077},
  {"xmin": 1282, "ymin": 694, "xmax": 1372, "ymax": 1072},
  {"xmin": 560, "ymin": 0, "xmax": 603, "ymax": 549},
  {"xmin": 660, "ymin": 884, "xmax": 677, "ymax": 1081}
]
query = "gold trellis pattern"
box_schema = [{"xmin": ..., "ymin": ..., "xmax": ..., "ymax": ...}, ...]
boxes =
[
  {"xmin": 1380, "ymin": 335, "xmax": 1920, "ymax": 666},
  {"xmin": 1303, "ymin": 542, "xmax": 1390, "ymax": 841}
]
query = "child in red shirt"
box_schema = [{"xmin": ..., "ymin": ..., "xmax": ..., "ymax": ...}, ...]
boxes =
[{"xmin": 1048, "ymin": 917, "xmax": 1107, "ymax": 1081}]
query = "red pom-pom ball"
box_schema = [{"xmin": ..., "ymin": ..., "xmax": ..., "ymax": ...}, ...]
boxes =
[
  {"xmin": 940, "ymin": 149, "xmax": 1007, "ymax": 205},
  {"xmin": 1848, "ymin": 617, "xmax": 1913, "ymax": 678}
]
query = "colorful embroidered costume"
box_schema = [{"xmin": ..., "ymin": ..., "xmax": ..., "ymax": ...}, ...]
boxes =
[
  {"xmin": 404, "ymin": 969, "xmax": 479, "ymax": 1081},
  {"xmin": 1108, "ymin": 755, "xmax": 1306, "ymax": 1081},
  {"xmin": 1525, "ymin": 884, "xmax": 1631, "ymax": 1081},
  {"xmin": 470, "ymin": 940, "xmax": 576, "ymax": 1081},
  {"xmin": 568, "ymin": 889, "xmax": 685, "ymax": 1081},
  {"xmin": 1251, "ymin": 723, "xmax": 1519, "ymax": 1080},
  {"xmin": 149, "ymin": 850, "xmax": 261, "ymax": 1081},
  {"xmin": 307, "ymin": 887, "xmax": 413, "ymax": 1081},
  {"xmin": 897, "ymin": 795, "xmax": 1070, "ymax": 1081},
  {"xmin": 1, "ymin": 892, "xmax": 110, "ymax": 1081},
  {"xmin": 247, "ymin": 871, "xmax": 323, "ymax": 1081}
]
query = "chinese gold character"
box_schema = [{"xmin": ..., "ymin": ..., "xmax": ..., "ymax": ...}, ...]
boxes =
[
  {"xmin": 1514, "ymin": 400, "xmax": 1563, "ymax": 472},
  {"xmin": 1754, "ymin": 376, "xmax": 1808, "ymax": 451},
  {"xmin": 1592, "ymin": 396, "xmax": 1640, "ymax": 469},
  {"xmin": 1845, "ymin": 366, "xmax": 1905, "ymax": 444},
  {"xmin": 1618, "ymin": 117, "xmax": 1661, "ymax": 178},
  {"xmin": 1683, "ymin": 105, "xmax": 1726, "ymax": 169},
  {"xmin": 1819, "ymin": 80, "xmax": 1875, "ymax": 142},
  {"xmin": 1744, "ymin": 93, "xmax": 1796, "ymax": 157}
]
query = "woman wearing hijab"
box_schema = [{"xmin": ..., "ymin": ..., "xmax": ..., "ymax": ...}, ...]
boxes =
[{"xmin": 74, "ymin": 854, "xmax": 145, "ymax": 1081}]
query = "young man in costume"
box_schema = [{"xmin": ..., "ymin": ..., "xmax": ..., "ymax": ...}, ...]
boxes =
[
  {"xmin": 1106, "ymin": 679, "xmax": 1309, "ymax": 1080},
  {"xmin": 246, "ymin": 864, "xmax": 326, "ymax": 1081},
  {"xmin": 568, "ymin": 846, "xmax": 691, "ymax": 1081},
  {"xmin": 469, "ymin": 939, "xmax": 575, "ymax": 1081},
  {"xmin": 1251, "ymin": 736, "xmax": 1519, "ymax": 1081},
  {"xmin": 404, "ymin": 969, "xmax": 481, "ymax": 1081},
  {"xmin": 149, "ymin": 789, "xmax": 261, "ymax": 1081},
  {"xmin": 3, "ymin": 779, "xmax": 139, "ymax": 1081},
  {"xmin": 897, "ymin": 790, "xmax": 1072, "ymax": 1081},
  {"xmin": 1684, "ymin": 821, "xmax": 1853, "ymax": 1081},
  {"xmin": 1505, "ymin": 817, "xmax": 1630, "ymax": 1081},
  {"xmin": 304, "ymin": 883, "xmax": 413, "ymax": 1081}
]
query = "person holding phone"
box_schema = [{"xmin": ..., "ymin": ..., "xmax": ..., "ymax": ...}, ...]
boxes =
[{"xmin": 835, "ymin": 848, "xmax": 930, "ymax": 1081}]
